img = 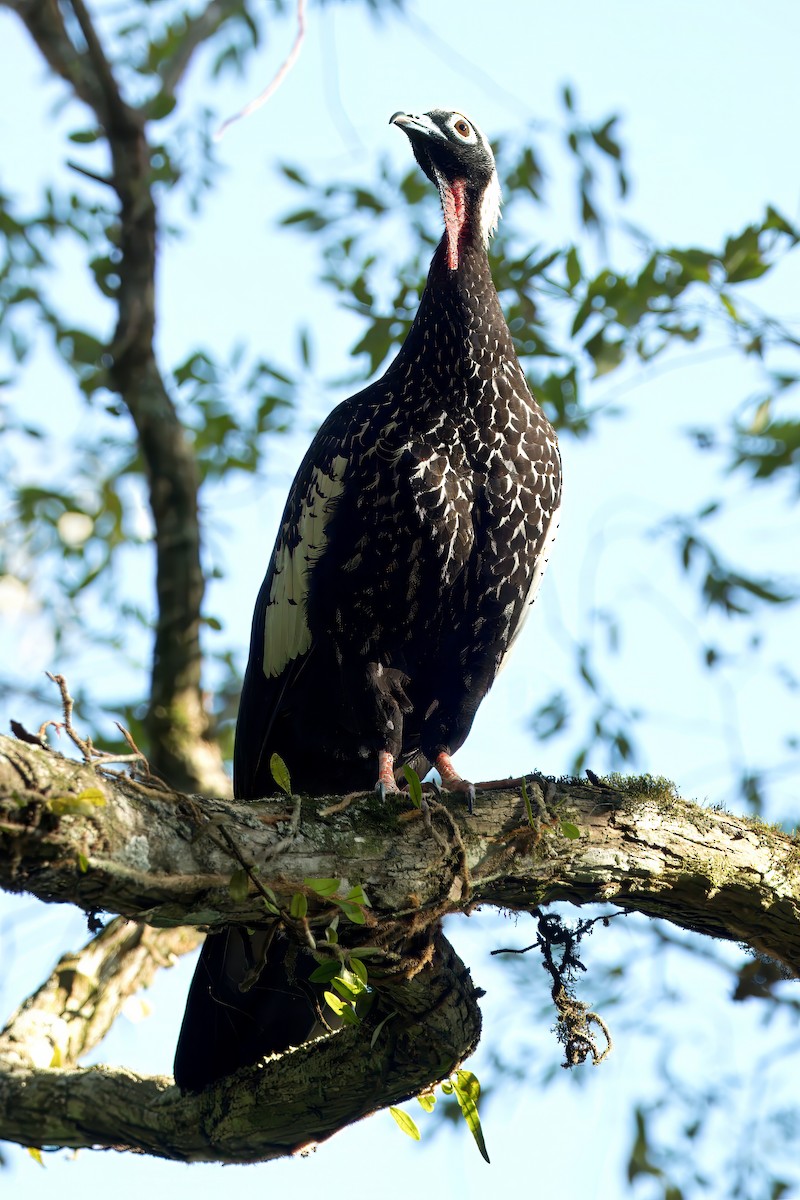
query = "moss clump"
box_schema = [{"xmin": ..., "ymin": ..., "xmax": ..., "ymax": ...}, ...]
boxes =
[{"xmin": 604, "ymin": 773, "xmax": 679, "ymax": 803}]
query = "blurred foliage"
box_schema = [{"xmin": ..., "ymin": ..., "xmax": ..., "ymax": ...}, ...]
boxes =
[{"xmin": 0, "ymin": 1, "xmax": 799, "ymax": 1194}]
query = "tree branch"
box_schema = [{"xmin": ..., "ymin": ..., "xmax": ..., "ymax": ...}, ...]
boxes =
[
  {"xmin": 1, "ymin": 735, "xmax": 798, "ymax": 970},
  {"xmin": 0, "ymin": 918, "xmax": 201, "ymax": 1070},
  {"xmin": 2, "ymin": 733, "xmax": 799, "ymax": 1159},
  {"xmin": 0, "ymin": 923, "xmax": 479, "ymax": 1162}
]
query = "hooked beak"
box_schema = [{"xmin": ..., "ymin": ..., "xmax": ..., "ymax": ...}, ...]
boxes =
[{"xmin": 389, "ymin": 111, "xmax": 446, "ymax": 140}]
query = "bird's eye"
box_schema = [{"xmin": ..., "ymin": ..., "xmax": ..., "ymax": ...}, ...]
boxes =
[{"xmin": 454, "ymin": 118, "xmax": 471, "ymax": 138}]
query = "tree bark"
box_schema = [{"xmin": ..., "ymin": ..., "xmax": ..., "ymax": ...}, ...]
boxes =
[{"xmin": 1, "ymin": 732, "xmax": 798, "ymax": 1160}]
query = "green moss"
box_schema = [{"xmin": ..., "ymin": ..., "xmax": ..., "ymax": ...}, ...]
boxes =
[{"xmin": 604, "ymin": 773, "xmax": 680, "ymax": 804}]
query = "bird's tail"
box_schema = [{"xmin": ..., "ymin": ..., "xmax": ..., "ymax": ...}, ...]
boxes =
[{"xmin": 173, "ymin": 925, "xmax": 331, "ymax": 1091}]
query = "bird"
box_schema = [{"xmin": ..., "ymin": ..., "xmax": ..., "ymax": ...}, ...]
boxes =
[{"xmin": 173, "ymin": 108, "xmax": 562, "ymax": 1091}]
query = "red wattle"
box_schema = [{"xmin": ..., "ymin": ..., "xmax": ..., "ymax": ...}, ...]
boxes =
[{"xmin": 442, "ymin": 179, "xmax": 467, "ymax": 270}]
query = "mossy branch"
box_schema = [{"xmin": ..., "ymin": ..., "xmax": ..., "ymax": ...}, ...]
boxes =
[
  {"xmin": 1, "ymin": 733, "xmax": 799, "ymax": 1160},
  {"xmin": 1, "ymin": 735, "xmax": 797, "ymax": 968}
]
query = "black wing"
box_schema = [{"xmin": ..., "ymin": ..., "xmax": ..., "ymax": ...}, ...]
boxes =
[{"xmin": 233, "ymin": 404, "xmax": 355, "ymax": 798}]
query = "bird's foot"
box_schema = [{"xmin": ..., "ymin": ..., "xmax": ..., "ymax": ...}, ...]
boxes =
[
  {"xmin": 375, "ymin": 749, "xmax": 403, "ymax": 802},
  {"xmin": 433, "ymin": 751, "xmax": 476, "ymax": 814}
]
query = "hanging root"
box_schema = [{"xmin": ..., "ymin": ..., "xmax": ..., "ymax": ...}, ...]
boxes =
[{"xmin": 493, "ymin": 908, "xmax": 622, "ymax": 1068}]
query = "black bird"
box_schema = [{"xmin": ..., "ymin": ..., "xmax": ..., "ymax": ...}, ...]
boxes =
[{"xmin": 174, "ymin": 108, "xmax": 562, "ymax": 1091}]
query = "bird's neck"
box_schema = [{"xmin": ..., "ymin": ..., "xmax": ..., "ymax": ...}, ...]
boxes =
[{"xmin": 392, "ymin": 230, "xmax": 515, "ymax": 380}]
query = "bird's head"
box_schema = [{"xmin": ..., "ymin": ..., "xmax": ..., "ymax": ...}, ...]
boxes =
[{"xmin": 390, "ymin": 108, "xmax": 501, "ymax": 271}]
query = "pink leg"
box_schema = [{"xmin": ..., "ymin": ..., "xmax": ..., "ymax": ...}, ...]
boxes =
[
  {"xmin": 375, "ymin": 749, "xmax": 400, "ymax": 798},
  {"xmin": 434, "ymin": 752, "xmax": 476, "ymax": 812}
]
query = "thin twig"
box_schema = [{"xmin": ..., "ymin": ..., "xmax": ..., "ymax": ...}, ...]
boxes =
[
  {"xmin": 66, "ymin": 159, "xmax": 114, "ymax": 188},
  {"xmin": 46, "ymin": 672, "xmax": 92, "ymax": 761},
  {"xmin": 114, "ymin": 722, "xmax": 151, "ymax": 776},
  {"xmin": 215, "ymin": 0, "xmax": 307, "ymax": 140},
  {"xmin": 43, "ymin": 672, "xmax": 158, "ymax": 780}
]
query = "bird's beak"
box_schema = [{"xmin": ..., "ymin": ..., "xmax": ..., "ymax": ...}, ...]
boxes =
[{"xmin": 389, "ymin": 111, "xmax": 445, "ymax": 140}]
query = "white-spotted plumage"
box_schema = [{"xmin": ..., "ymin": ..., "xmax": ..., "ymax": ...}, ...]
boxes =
[
  {"xmin": 234, "ymin": 108, "xmax": 562, "ymax": 800},
  {"xmin": 178, "ymin": 104, "xmax": 563, "ymax": 1100}
]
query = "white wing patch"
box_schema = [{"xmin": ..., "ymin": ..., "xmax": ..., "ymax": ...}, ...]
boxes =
[{"xmin": 263, "ymin": 455, "xmax": 348, "ymax": 678}]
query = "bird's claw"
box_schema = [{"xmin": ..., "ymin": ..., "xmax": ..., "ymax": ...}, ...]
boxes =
[{"xmin": 375, "ymin": 780, "xmax": 397, "ymax": 803}]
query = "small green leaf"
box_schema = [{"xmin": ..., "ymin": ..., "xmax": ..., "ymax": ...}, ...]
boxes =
[
  {"xmin": 68, "ymin": 128, "xmax": 100, "ymax": 144},
  {"xmin": 332, "ymin": 975, "xmax": 360, "ymax": 1002},
  {"xmin": 147, "ymin": 91, "xmax": 177, "ymax": 121},
  {"xmin": 308, "ymin": 960, "xmax": 340, "ymax": 984},
  {"xmin": 50, "ymin": 787, "xmax": 106, "ymax": 816},
  {"xmin": 228, "ymin": 867, "xmax": 249, "ymax": 902},
  {"xmin": 270, "ymin": 753, "xmax": 292, "ymax": 796},
  {"xmin": 565, "ymin": 246, "xmax": 582, "ymax": 290},
  {"xmin": 76, "ymin": 787, "xmax": 105, "ymax": 805},
  {"xmin": 453, "ymin": 1070, "xmax": 490, "ymax": 1163},
  {"xmin": 417, "ymin": 1092, "xmax": 436, "ymax": 1113},
  {"xmin": 440, "ymin": 1081, "xmax": 454, "ymax": 1095},
  {"xmin": 561, "ymin": 821, "xmax": 581, "ymax": 840},
  {"xmin": 290, "ymin": 892, "xmax": 308, "ymax": 919},
  {"xmin": 403, "ymin": 764, "xmax": 423, "ymax": 808},
  {"xmin": 521, "ymin": 776, "xmax": 534, "ymax": 828},
  {"xmin": 28, "ymin": 1147, "xmax": 44, "ymax": 1166},
  {"xmin": 389, "ymin": 1107, "xmax": 421, "ymax": 1141},
  {"xmin": 335, "ymin": 900, "xmax": 366, "ymax": 925},
  {"xmin": 325, "ymin": 922, "xmax": 339, "ymax": 943},
  {"xmin": 304, "ymin": 877, "xmax": 341, "ymax": 897},
  {"xmin": 349, "ymin": 957, "xmax": 368, "ymax": 987},
  {"xmin": 280, "ymin": 163, "xmax": 308, "ymax": 186},
  {"xmin": 343, "ymin": 966, "xmax": 368, "ymax": 995},
  {"xmin": 344, "ymin": 884, "xmax": 371, "ymax": 907},
  {"xmin": 49, "ymin": 1044, "xmax": 63, "ymax": 1068},
  {"xmin": 324, "ymin": 990, "xmax": 349, "ymax": 1017},
  {"xmin": 77, "ymin": 853, "xmax": 88, "ymax": 874}
]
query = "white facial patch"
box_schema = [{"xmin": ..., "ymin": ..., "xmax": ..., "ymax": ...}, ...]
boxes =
[
  {"xmin": 263, "ymin": 455, "xmax": 348, "ymax": 678},
  {"xmin": 478, "ymin": 168, "xmax": 502, "ymax": 243},
  {"xmin": 436, "ymin": 108, "xmax": 502, "ymax": 244},
  {"xmin": 445, "ymin": 111, "xmax": 479, "ymax": 145}
]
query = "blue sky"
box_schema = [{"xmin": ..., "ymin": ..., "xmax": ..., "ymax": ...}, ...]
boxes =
[{"xmin": 1, "ymin": 0, "xmax": 799, "ymax": 1195}]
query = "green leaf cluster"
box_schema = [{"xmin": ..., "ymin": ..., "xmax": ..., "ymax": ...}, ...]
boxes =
[{"xmin": 390, "ymin": 1069, "xmax": 490, "ymax": 1163}]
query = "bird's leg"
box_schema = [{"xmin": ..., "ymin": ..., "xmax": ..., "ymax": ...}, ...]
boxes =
[
  {"xmin": 375, "ymin": 749, "xmax": 402, "ymax": 801},
  {"xmin": 434, "ymin": 751, "xmax": 476, "ymax": 813}
]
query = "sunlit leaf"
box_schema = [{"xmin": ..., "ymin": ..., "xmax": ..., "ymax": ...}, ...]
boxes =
[
  {"xmin": 453, "ymin": 1070, "xmax": 490, "ymax": 1164},
  {"xmin": 403, "ymin": 764, "xmax": 423, "ymax": 808},
  {"xmin": 389, "ymin": 1107, "xmax": 421, "ymax": 1141},
  {"xmin": 270, "ymin": 753, "xmax": 292, "ymax": 796}
]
